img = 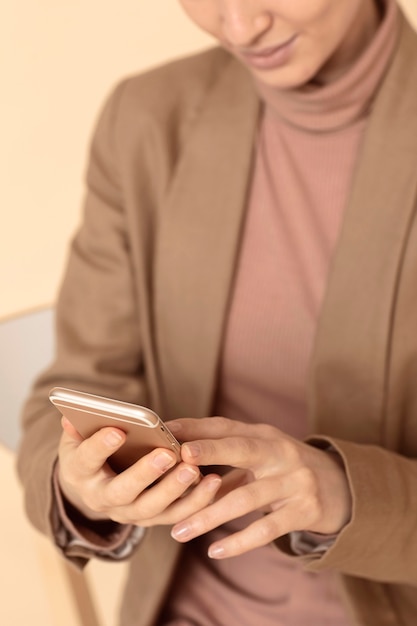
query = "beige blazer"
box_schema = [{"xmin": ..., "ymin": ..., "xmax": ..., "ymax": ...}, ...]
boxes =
[{"xmin": 17, "ymin": 11, "xmax": 417, "ymax": 626}]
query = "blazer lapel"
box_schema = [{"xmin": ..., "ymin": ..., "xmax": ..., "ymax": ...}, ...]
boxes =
[
  {"xmin": 155, "ymin": 59, "xmax": 259, "ymax": 419},
  {"xmin": 309, "ymin": 17, "xmax": 417, "ymax": 443}
]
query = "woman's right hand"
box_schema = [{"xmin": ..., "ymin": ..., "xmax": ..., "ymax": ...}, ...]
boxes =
[{"xmin": 57, "ymin": 417, "xmax": 222, "ymax": 526}]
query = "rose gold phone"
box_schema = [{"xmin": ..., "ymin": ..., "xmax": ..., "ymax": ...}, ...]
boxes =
[{"xmin": 49, "ymin": 387, "xmax": 181, "ymax": 473}]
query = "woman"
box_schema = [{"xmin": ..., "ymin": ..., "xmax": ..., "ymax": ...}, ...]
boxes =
[{"xmin": 17, "ymin": 1, "xmax": 417, "ymax": 624}]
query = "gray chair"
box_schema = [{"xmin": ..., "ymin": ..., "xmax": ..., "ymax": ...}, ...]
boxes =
[
  {"xmin": 0, "ymin": 307, "xmax": 100, "ymax": 626},
  {"xmin": 0, "ymin": 307, "xmax": 54, "ymax": 449}
]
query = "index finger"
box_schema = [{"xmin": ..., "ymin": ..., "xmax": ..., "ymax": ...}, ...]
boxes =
[
  {"xmin": 180, "ymin": 435, "xmax": 271, "ymax": 470},
  {"xmin": 168, "ymin": 417, "xmax": 277, "ymax": 442}
]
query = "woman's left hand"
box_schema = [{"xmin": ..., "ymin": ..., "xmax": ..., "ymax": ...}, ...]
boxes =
[{"xmin": 167, "ymin": 417, "xmax": 352, "ymax": 559}]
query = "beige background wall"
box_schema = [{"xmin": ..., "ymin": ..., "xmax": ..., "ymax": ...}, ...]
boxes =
[
  {"xmin": 1, "ymin": 2, "xmax": 212, "ymax": 320},
  {"xmin": 2, "ymin": 1, "xmax": 417, "ymax": 320}
]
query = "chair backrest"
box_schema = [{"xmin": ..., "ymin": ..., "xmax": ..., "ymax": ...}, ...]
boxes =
[
  {"xmin": 0, "ymin": 307, "xmax": 54, "ymax": 450},
  {"xmin": 0, "ymin": 306, "xmax": 103, "ymax": 625}
]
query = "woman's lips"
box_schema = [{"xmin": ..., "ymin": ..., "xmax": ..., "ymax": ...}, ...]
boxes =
[{"xmin": 238, "ymin": 35, "xmax": 298, "ymax": 70}]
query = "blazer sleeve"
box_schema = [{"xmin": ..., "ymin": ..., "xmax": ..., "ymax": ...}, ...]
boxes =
[
  {"xmin": 16, "ymin": 79, "xmax": 149, "ymax": 563},
  {"xmin": 276, "ymin": 436, "xmax": 417, "ymax": 586}
]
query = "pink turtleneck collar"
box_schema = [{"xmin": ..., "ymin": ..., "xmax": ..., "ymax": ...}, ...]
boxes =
[{"xmin": 256, "ymin": 0, "xmax": 399, "ymax": 132}]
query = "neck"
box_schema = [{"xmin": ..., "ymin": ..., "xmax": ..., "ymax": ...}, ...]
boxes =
[{"xmin": 315, "ymin": 0, "xmax": 383, "ymax": 86}]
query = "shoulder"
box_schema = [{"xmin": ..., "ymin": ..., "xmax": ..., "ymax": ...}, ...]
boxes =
[
  {"xmin": 123, "ymin": 47, "xmax": 233, "ymax": 102},
  {"xmin": 106, "ymin": 47, "xmax": 239, "ymax": 135},
  {"xmin": 86, "ymin": 47, "xmax": 256, "ymax": 196},
  {"xmin": 378, "ymin": 12, "xmax": 417, "ymax": 116},
  {"xmin": 89, "ymin": 46, "xmax": 256, "ymax": 178}
]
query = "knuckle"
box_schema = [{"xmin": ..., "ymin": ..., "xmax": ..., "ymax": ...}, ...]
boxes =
[
  {"xmin": 256, "ymin": 516, "xmax": 280, "ymax": 543},
  {"xmin": 212, "ymin": 416, "xmax": 229, "ymax": 430},
  {"xmin": 235, "ymin": 436, "xmax": 259, "ymax": 459},
  {"xmin": 298, "ymin": 491, "xmax": 322, "ymax": 526},
  {"xmin": 281, "ymin": 439, "xmax": 302, "ymax": 465},
  {"xmin": 234, "ymin": 485, "xmax": 258, "ymax": 512},
  {"xmin": 258, "ymin": 423, "xmax": 278, "ymax": 440},
  {"xmin": 296, "ymin": 466, "xmax": 317, "ymax": 491},
  {"xmin": 186, "ymin": 485, "xmax": 210, "ymax": 509},
  {"xmin": 106, "ymin": 481, "xmax": 129, "ymax": 507},
  {"xmin": 132, "ymin": 500, "xmax": 159, "ymax": 522},
  {"xmin": 194, "ymin": 509, "xmax": 215, "ymax": 533},
  {"xmin": 230, "ymin": 532, "xmax": 246, "ymax": 554},
  {"xmin": 204, "ymin": 439, "xmax": 218, "ymax": 457}
]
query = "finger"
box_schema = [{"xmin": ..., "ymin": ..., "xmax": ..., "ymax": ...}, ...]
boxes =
[
  {"xmin": 69, "ymin": 446, "xmax": 181, "ymax": 518},
  {"xmin": 107, "ymin": 462, "xmax": 204, "ymax": 524},
  {"xmin": 70, "ymin": 427, "xmax": 127, "ymax": 476},
  {"xmin": 135, "ymin": 474, "xmax": 222, "ymax": 527},
  {"xmin": 170, "ymin": 476, "xmax": 291, "ymax": 543},
  {"xmin": 167, "ymin": 417, "xmax": 276, "ymax": 442},
  {"xmin": 180, "ymin": 435, "xmax": 279, "ymax": 470},
  {"xmin": 215, "ymin": 468, "xmax": 252, "ymax": 499},
  {"xmin": 206, "ymin": 508, "xmax": 298, "ymax": 559},
  {"xmin": 102, "ymin": 448, "xmax": 182, "ymax": 508}
]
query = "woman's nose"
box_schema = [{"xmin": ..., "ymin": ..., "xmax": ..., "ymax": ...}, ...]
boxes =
[{"xmin": 220, "ymin": 0, "xmax": 272, "ymax": 48}]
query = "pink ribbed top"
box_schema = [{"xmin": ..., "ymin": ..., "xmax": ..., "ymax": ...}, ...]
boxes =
[{"xmin": 161, "ymin": 2, "xmax": 399, "ymax": 624}]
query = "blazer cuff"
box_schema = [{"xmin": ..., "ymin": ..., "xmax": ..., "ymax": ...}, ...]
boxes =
[
  {"xmin": 51, "ymin": 460, "xmax": 144, "ymax": 561},
  {"xmin": 289, "ymin": 530, "xmax": 338, "ymax": 555}
]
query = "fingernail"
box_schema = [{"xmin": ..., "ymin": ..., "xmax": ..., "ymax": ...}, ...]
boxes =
[
  {"xmin": 171, "ymin": 523, "xmax": 191, "ymax": 541},
  {"xmin": 183, "ymin": 443, "xmax": 200, "ymax": 458},
  {"xmin": 208, "ymin": 545, "xmax": 225, "ymax": 559},
  {"xmin": 153, "ymin": 451, "xmax": 175, "ymax": 471},
  {"xmin": 207, "ymin": 477, "xmax": 222, "ymax": 492},
  {"xmin": 104, "ymin": 431, "xmax": 123, "ymax": 447},
  {"xmin": 178, "ymin": 467, "xmax": 199, "ymax": 484}
]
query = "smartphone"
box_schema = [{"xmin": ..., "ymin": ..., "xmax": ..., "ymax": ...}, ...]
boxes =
[{"xmin": 49, "ymin": 387, "xmax": 181, "ymax": 473}]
